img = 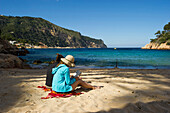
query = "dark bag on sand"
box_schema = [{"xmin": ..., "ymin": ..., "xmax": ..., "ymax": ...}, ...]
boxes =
[
  {"xmin": 45, "ymin": 53, "xmax": 64, "ymax": 87},
  {"xmin": 45, "ymin": 62, "xmax": 58, "ymax": 86}
]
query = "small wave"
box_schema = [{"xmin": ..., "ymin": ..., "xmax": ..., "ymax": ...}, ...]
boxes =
[{"xmin": 29, "ymin": 63, "xmax": 49, "ymax": 69}]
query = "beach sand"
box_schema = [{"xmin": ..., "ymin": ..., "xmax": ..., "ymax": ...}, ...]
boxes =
[{"xmin": 0, "ymin": 68, "xmax": 170, "ymax": 113}]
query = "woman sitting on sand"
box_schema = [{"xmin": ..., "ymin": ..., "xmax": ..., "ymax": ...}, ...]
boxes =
[{"xmin": 52, "ymin": 55, "xmax": 100, "ymax": 92}]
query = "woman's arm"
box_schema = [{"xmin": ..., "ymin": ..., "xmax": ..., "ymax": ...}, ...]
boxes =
[
  {"xmin": 64, "ymin": 68, "xmax": 76, "ymax": 85},
  {"xmin": 64, "ymin": 68, "xmax": 71, "ymax": 84}
]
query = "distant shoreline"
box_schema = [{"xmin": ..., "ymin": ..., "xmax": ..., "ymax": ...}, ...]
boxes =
[{"xmin": 18, "ymin": 46, "xmax": 106, "ymax": 49}]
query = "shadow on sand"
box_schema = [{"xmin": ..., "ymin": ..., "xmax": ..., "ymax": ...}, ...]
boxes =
[
  {"xmin": 79, "ymin": 68, "xmax": 170, "ymax": 113},
  {"xmin": 94, "ymin": 100, "xmax": 170, "ymax": 113},
  {"xmin": 0, "ymin": 68, "xmax": 170, "ymax": 112},
  {"xmin": 0, "ymin": 69, "xmax": 46, "ymax": 112}
]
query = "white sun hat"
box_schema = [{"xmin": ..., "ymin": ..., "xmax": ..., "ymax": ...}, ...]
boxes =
[{"xmin": 61, "ymin": 55, "xmax": 75, "ymax": 67}]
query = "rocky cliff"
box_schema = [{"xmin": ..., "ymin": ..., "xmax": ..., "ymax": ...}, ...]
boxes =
[
  {"xmin": 142, "ymin": 42, "xmax": 170, "ymax": 50},
  {"xmin": 0, "ymin": 16, "xmax": 107, "ymax": 48}
]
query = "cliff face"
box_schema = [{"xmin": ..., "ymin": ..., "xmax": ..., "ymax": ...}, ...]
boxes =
[
  {"xmin": 142, "ymin": 42, "xmax": 170, "ymax": 50},
  {"xmin": 0, "ymin": 16, "xmax": 107, "ymax": 48}
]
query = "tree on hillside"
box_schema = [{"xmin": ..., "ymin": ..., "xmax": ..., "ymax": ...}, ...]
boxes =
[
  {"xmin": 155, "ymin": 30, "xmax": 161, "ymax": 38},
  {"xmin": 155, "ymin": 30, "xmax": 160, "ymax": 35},
  {"xmin": 164, "ymin": 22, "xmax": 170, "ymax": 31},
  {"xmin": 150, "ymin": 22, "xmax": 170, "ymax": 45}
]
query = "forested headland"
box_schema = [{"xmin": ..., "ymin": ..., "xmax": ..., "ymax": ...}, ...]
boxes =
[
  {"xmin": 142, "ymin": 22, "xmax": 170, "ymax": 49},
  {"xmin": 0, "ymin": 15, "xmax": 107, "ymax": 48}
]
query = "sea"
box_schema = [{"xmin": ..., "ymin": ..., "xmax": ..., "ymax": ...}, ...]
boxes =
[{"xmin": 19, "ymin": 48, "xmax": 170, "ymax": 69}]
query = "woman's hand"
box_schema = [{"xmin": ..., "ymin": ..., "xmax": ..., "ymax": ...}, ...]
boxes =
[
  {"xmin": 70, "ymin": 75, "xmax": 79, "ymax": 81},
  {"xmin": 75, "ymin": 77, "xmax": 79, "ymax": 81},
  {"xmin": 70, "ymin": 74, "xmax": 74, "ymax": 78},
  {"xmin": 75, "ymin": 76, "xmax": 82, "ymax": 81}
]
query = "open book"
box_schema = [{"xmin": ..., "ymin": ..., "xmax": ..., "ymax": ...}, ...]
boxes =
[{"xmin": 73, "ymin": 70, "xmax": 82, "ymax": 77}]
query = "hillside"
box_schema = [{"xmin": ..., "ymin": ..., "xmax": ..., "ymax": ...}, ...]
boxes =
[
  {"xmin": 142, "ymin": 22, "xmax": 170, "ymax": 49},
  {"xmin": 0, "ymin": 15, "xmax": 107, "ymax": 48}
]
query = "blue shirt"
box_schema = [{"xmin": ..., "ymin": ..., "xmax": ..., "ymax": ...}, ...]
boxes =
[{"xmin": 52, "ymin": 64, "xmax": 76, "ymax": 92}]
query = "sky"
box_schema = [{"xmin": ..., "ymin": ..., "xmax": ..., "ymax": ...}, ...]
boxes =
[{"xmin": 0, "ymin": 0, "xmax": 170, "ymax": 47}]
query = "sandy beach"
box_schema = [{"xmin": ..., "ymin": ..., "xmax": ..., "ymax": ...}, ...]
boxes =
[{"xmin": 0, "ymin": 68, "xmax": 170, "ymax": 113}]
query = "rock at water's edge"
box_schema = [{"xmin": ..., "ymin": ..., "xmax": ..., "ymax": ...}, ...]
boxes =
[
  {"xmin": 0, "ymin": 53, "xmax": 31, "ymax": 68},
  {"xmin": 0, "ymin": 53, "xmax": 23, "ymax": 68},
  {"xmin": 142, "ymin": 42, "xmax": 170, "ymax": 50}
]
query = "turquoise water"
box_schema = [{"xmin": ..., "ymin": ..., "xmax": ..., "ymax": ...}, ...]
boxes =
[{"xmin": 19, "ymin": 48, "xmax": 170, "ymax": 69}]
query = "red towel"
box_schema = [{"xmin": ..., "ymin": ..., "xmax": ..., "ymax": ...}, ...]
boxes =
[{"xmin": 37, "ymin": 86, "xmax": 83, "ymax": 99}]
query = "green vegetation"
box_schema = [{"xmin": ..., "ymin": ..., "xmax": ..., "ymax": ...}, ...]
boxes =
[
  {"xmin": 0, "ymin": 15, "xmax": 107, "ymax": 48},
  {"xmin": 150, "ymin": 22, "xmax": 170, "ymax": 45}
]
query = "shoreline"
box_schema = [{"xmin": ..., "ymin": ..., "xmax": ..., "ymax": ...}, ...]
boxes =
[
  {"xmin": 27, "ymin": 63, "xmax": 170, "ymax": 70},
  {"xmin": 1, "ymin": 67, "xmax": 170, "ymax": 70},
  {"xmin": 1, "ymin": 68, "xmax": 170, "ymax": 74}
]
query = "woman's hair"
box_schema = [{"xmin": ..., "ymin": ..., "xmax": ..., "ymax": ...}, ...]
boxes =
[
  {"xmin": 56, "ymin": 60, "xmax": 69, "ymax": 67},
  {"xmin": 56, "ymin": 53, "xmax": 64, "ymax": 63},
  {"xmin": 56, "ymin": 61, "xmax": 64, "ymax": 67}
]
